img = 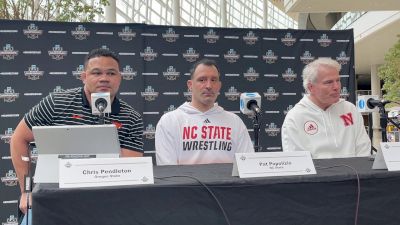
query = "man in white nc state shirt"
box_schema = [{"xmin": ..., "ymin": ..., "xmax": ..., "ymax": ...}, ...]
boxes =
[{"xmin": 155, "ymin": 59, "xmax": 254, "ymax": 165}]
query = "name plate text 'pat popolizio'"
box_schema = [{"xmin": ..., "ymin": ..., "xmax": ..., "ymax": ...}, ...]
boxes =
[
  {"xmin": 232, "ymin": 151, "xmax": 316, "ymax": 178},
  {"xmin": 59, "ymin": 157, "xmax": 153, "ymax": 188},
  {"xmin": 380, "ymin": 142, "xmax": 400, "ymax": 171}
]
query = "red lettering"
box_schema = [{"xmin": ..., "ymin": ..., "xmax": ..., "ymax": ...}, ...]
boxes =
[
  {"xmin": 191, "ymin": 126, "xmax": 198, "ymax": 139},
  {"xmin": 220, "ymin": 127, "xmax": 226, "ymax": 139},
  {"xmin": 207, "ymin": 126, "xmax": 214, "ymax": 139},
  {"xmin": 213, "ymin": 126, "xmax": 220, "ymax": 139},
  {"xmin": 340, "ymin": 113, "xmax": 354, "ymax": 126},
  {"xmin": 198, "ymin": 126, "xmax": 232, "ymax": 140},
  {"xmin": 183, "ymin": 126, "xmax": 198, "ymax": 139},
  {"xmin": 183, "ymin": 127, "xmax": 190, "ymax": 139},
  {"xmin": 226, "ymin": 128, "xmax": 231, "ymax": 140},
  {"xmin": 201, "ymin": 126, "xmax": 207, "ymax": 139}
]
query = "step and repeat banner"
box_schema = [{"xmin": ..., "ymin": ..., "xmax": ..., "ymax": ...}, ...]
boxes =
[{"xmin": 0, "ymin": 19, "xmax": 355, "ymax": 222}]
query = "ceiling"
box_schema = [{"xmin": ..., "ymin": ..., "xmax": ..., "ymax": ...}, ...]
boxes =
[
  {"xmin": 271, "ymin": 0, "xmax": 400, "ymax": 79},
  {"xmin": 283, "ymin": 0, "xmax": 400, "ymax": 13},
  {"xmin": 352, "ymin": 12, "xmax": 400, "ymax": 75}
]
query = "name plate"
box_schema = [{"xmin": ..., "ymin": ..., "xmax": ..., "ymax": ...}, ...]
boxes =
[
  {"xmin": 379, "ymin": 142, "xmax": 400, "ymax": 171},
  {"xmin": 232, "ymin": 151, "xmax": 316, "ymax": 178},
  {"xmin": 59, "ymin": 157, "xmax": 154, "ymax": 188}
]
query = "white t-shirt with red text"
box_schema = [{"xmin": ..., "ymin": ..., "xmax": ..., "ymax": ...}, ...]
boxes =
[{"xmin": 155, "ymin": 102, "xmax": 254, "ymax": 165}]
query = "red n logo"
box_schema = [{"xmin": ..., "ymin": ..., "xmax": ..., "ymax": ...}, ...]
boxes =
[{"xmin": 340, "ymin": 113, "xmax": 354, "ymax": 126}]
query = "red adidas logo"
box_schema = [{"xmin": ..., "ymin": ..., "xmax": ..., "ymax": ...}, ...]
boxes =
[
  {"xmin": 306, "ymin": 123, "xmax": 317, "ymax": 132},
  {"xmin": 304, "ymin": 121, "xmax": 318, "ymax": 135}
]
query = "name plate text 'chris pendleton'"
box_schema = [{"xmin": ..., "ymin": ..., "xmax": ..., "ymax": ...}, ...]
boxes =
[{"xmin": 59, "ymin": 157, "xmax": 153, "ymax": 188}]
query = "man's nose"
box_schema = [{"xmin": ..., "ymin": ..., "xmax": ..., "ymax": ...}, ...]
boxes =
[
  {"xmin": 205, "ymin": 80, "xmax": 212, "ymax": 88},
  {"xmin": 333, "ymin": 81, "xmax": 341, "ymax": 90},
  {"xmin": 99, "ymin": 73, "xmax": 110, "ymax": 81}
]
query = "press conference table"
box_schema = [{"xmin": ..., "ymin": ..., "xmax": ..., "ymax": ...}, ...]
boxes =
[{"xmin": 32, "ymin": 157, "xmax": 400, "ymax": 225}]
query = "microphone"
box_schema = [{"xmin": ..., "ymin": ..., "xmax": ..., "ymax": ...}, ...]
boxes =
[
  {"xmin": 95, "ymin": 98, "xmax": 107, "ymax": 113},
  {"xmin": 240, "ymin": 92, "xmax": 262, "ymax": 115},
  {"xmin": 357, "ymin": 95, "xmax": 389, "ymax": 113},
  {"xmin": 91, "ymin": 92, "xmax": 111, "ymax": 115},
  {"xmin": 367, "ymin": 99, "xmax": 391, "ymax": 109}
]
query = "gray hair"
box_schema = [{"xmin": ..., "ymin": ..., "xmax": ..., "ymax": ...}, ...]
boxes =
[{"xmin": 302, "ymin": 58, "xmax": 341, "ymax": 93}]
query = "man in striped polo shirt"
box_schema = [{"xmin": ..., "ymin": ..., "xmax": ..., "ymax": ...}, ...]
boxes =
[{"xmin": 10, "ymin": 48, "xmax": 143, "ymax": 222}]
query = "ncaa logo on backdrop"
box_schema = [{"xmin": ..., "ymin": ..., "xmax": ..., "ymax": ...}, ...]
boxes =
[
  {"xmin": 23, "ymin": 23, "xmax": 43, "ymax": 39},
  {"xmin": 143, "ymin": 124, "xmax": 156, "ymax": 139},
  {"xmin": 118, "ymin": 26, "xmax": 136, "ymax": 41},
  {"xmin": 163, "ymin": 66, "xmax": 180, "ymax": 80},
  {"xmin": 317, "ymin": 34, "xmax": 332, "ymax": 47},
  {"xmin": 1, "ymin": 170, "xmax": 18, "ymax": 186},
  {"xmin": 1, "ymin": 87, "xmax": 19, "ymax": 102},
  {"xmin": 24, "ymin": 65, "xmax": 44, "ymax": 80},
  {"xmin": 243, "ymin": 67, "xmax": 259, "ymax": 81},
  {"xmin": 48, "ymin": 45, "xmax": 67, "ymax": 60},
  {"xmin": 140, "ymin": 47, "xmax": 158, "ymax": 61},
  {"xmin": 0, "ymin": 44, "xmax": 18, "ymax": 60},
  {"xmin": 100, "ymin": 45, "xmax": 110, "ymax": 50},
  {"xmin": 0, "ymin": 128, "xmax": 13, "ymax": 144},
  {"xmin": 164, "ymin": 105, "xmax": 177, "ymax": 114},
  {"xmin": 204, "ymin": 29, "xmax": 219, "ymax": 43},
  {"xmin": 336, "ymin": 51, "xmax": 350, "ymax": 65},
  {"xmin": 121, "ymin": 65, "xmax": 137, "ymax": 80},
  {"xmin": 162, "ymin": 28, "xmax": 179, "ymax": 42},
  {"xmin": 300, "ymin": 51, "xmax": 315, "ymax": 64},
  {"xmin": 281, "ymin": 32, "xmax": 296, "ymax": 46},
  {"xmin": 224, "ymin": 49, "xmax": 240, "ymax": 63},
  {"xmin": 52, "ymin": 86, "xmax": 65, "ymax": 93},
  {"xmin": 141, "ymin": 86, "xmax": 159, "ymax": 101},
  {"xmin": 184, "ymin": 88, "xmax": 192, "ymax": 101},
  {"xmin": 71, "ymin": 25, "xmax": 90, "ymax": 40},
  {"xmin": 183, "ymin": 48, "xmax": 200, "ymax": 62},
  {"xmin": 72, "ymin": 65, "xmax": 84, "ymax": 79},
  {"xmin": 224, "ymin": 86, "xmax": 240, "ymax": 101},
  {"xmin": 264, "ymin": 87, "xmax": 280, "ymax": 101},
  {"xmin": 282, "ymin": 68, "xmax": 297, "ymax": 82},
  {"xmin": 283, "ymin": 105, "xmax": 294, "ymax": 115},
  {"xmin": 243, "ymin": 31, "xmax": 258, "ymax": 45},
  {"xmin": 265, "ymin": 123, "xmax": 281, "ymax": 136},
  {"xmin": 2, "ymin": 215, "xmax": 18, "ymax": 225},
  {"xmin": 340, "ymin": 87, "xmax": 350, "ymax": 99},
  {"xmin": 262, "ymin": 50, "xmax": 278, "ymax": 64}
]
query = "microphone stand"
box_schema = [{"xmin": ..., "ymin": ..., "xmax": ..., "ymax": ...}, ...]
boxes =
[
  {"xmin": 377, "ymin": 105, "xmax": 388, "ymax": 142},
  {"xmin": 98, "ymin": 112, "xmax": 105, "ymax": 125},
  {"xmin": 252, "ymin": 112, "xmax": 262, "ymax": 152}
]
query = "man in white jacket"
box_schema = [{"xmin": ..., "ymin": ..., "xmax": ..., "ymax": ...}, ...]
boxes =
[
  {"xmin": 281, "ymin": 58, "xmax": 371, "ymax": 159},
  {"xmin": 155, "ymin": 59, "xmax": 254, "ymax": 165}
]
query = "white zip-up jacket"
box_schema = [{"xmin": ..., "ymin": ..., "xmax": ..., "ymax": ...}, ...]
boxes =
[
  {"xmin": 155, "ymin": 102, "xmax": 254, "ymax": 165},
  {"xmin": 281, "ymin": 95, "xmax": 371, "ymax": 159}
]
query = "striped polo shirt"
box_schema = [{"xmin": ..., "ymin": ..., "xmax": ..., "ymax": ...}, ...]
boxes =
[{"xmin": 24, "ymin": 87, "xmax": 143, "ymax": 153}]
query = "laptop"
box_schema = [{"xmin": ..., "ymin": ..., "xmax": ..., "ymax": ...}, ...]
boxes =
[{"xmin": 32, "ymin": 124, "xmax": 120, "ymax": 183}]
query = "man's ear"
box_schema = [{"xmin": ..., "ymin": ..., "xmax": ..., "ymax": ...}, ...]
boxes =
[
  {"xmin": 307, "ymin": 83, "xmax": 313, "ymax": 93},
  {"xmin": 81, "ymin": 72, "xmax": 86, "ymax": 83},
  {"xmin": 187, "ymin": 80, "xmax": 192, "ymax": 91}
]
